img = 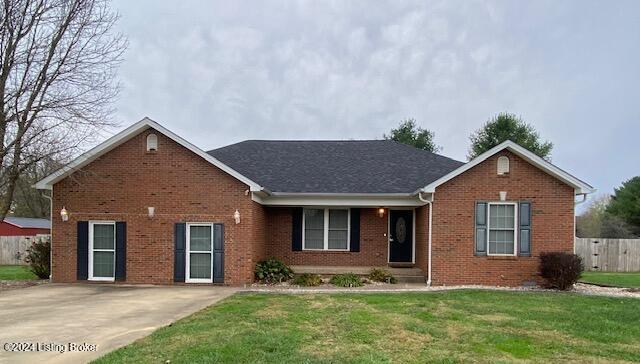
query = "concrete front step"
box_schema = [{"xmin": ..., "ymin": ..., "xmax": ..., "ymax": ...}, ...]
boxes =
[{"xmin": 290, "ymin": 265, "xmax": 426, "ymax": 284}]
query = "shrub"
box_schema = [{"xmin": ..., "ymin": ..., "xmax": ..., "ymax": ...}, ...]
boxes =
[
  {"xmin": 368, "ymin": 268, "xmax": 397, "ymax": 284},
  {"xmin": 292, "ymin": 273, "xmax": 323, "ymax": 287},
  {"xmin": 330, "ymin": 273, "xmax": 363, "ymax": 287},
  {"xmin": 24, "ymin": 238, "xmax": 50, "ymax": 279},
  {"xmin": 254, "ymin": 258, "xmax": 293, "ymax": 284},
  {"xmin": 539, "ymin": 252, "xmax": 584, "ymax": 290}
]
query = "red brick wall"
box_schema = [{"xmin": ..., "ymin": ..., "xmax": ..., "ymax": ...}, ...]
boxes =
[
  {"xmin": 51, "ymin": 128, "xmax": 265, "ymax": 285},
  {"xmin": 265, "ymin": 207, "xmax": 391, "ymax": 266},
  {"xmin": 414, "ymin": 205, "xmax": 429, "ymax": 274},
  {"xmin": 430, "ymin": 150, "xmax": 574, "ymax": 286}
]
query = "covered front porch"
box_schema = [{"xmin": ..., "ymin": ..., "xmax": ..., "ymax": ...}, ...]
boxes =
[{"xmin": 263, "ymin": 203, "xmax": 431, "ymax": 283}]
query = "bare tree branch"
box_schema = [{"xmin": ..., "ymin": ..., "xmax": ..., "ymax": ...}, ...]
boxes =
[{"xmin": 0, "ymin": 0, "xmax": 126, "ymax": 220}]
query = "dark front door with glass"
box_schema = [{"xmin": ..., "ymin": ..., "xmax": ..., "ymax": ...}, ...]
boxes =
[{"xmin": 389, "ymin": 210, "xmax": 413, "ymax": 263}]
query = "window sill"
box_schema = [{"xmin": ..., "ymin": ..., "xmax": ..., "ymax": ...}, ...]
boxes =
[
  {"xmin": 486, "ymin": 255, "xmax": 518, "ymax": 260},
  {"xmin": 301, "ymin": 249, "xmax": 352, "ymax": 253}
]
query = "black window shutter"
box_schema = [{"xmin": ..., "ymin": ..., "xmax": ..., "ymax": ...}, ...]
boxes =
[
  {"xmin": 213, "ymin": 223, "xmax": 225, "ymax": 283},
  {"xmin": 174, "ymin": 223, "xmax": 186, "ymax": 282},
  {"xmin": 350, "ymin": 208, "xmax": 360, "ymax": 252},
  {"xmin": 291, "ymin": 208, "xmax": 303, "ymax": 251},
  {"xmin": 519, "ymin": 202, "xmax": 532, "ymax": 256},
  {"xmin": 115, "ymin": 222, "xmax": 127, "ymax": 281},
  {"xmin": 475, "ymin": 202, "xmax": 487, "ymax": 256},
  {"xmin": 77, "ymin": 221, "xmax": 89, "ymax": 280}
]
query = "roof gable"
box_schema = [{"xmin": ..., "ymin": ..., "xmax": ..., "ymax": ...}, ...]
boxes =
[
  {"xmin": 35, "ymin": 118, "xmax": 262, "ymax": 191},
  {"xmin": 420, "ymin": 140, "xmax": 595, "ymax": 195}
]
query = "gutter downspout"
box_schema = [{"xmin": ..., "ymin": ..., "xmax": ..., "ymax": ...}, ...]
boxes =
[
  {"xmin": 41, "ymin": 189, "xmax": 53, "ymax": 283},
  {"xmin": 573, "ymin": 193, "xmax": 588, "ymax": 254},
  {"xmin": 418, "ymin": 192, "xmax": 434, "ymax": 286}
]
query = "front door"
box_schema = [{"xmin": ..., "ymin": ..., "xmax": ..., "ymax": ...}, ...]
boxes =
[{"xmin": 389, "ymin": 210, "xmax": 413, "ymax": 263}]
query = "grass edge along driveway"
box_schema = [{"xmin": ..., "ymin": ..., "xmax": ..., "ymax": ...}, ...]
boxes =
[{"xmin": 95, "ymin": 290, "xmax": 640, "ymax": 363}]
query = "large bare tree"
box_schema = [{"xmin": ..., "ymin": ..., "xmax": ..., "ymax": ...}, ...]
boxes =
[{"xmin": 0, "ymin": 0, "xmax": 126, "ymax": 220}]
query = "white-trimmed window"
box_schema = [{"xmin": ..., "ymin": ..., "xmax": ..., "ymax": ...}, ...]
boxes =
[
  {"xmin": 303, "ymin": 208, "xmax": 350, "ymax": 251},
  {"xmin": 487, "ymin": 202, "xmax": 517, "ymax": 256},
  {"xmin": 89, "ymin": 221, "xmax": 115, "ymax": 281},
  {"xmin": 186, "ymin": 223, "xmax": 213, "ymax": 283}
]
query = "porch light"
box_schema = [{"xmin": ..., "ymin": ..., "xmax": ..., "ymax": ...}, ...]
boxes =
[
  {"xmin": 499, "ymin": 191, "xmax": 507, "ymax": 201},
  {"xmin": 234, "ymin": 209, "xmax": 241, "ymax": 224},
  {"xmin": 148, "ymin": 206, "xmax": 155, "ymax": 218},
  {"xmin": 60, "ymin": 206, "xmax": 69, "ymax": 222},
  {"xmin": 378, "ymin": 208, "xmax": 385, "ymax": 218}
]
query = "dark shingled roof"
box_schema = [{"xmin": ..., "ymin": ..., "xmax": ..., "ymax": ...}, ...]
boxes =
[{"xmin": 207, "ymin": 140, "xmax": 464, "ymax": 194}]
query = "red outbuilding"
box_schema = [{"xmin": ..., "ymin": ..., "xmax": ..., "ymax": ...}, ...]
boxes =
[{"xmin": 0, "ymin": 217, "xmax": 51, "ymax": 236}]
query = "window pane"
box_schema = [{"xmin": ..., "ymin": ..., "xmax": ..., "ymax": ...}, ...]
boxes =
[
  {"xmin": 328, "ymin": 230, "xmax": 348, "ymax": 250},
  {"xmin": 189, "ymin": 253, "xmax": 211, "ymax": 279},
  {"xmin": 190, "ymin": 225, "xmax": 212, "ymax": 251},
  {"xmin": 93, "ymin": 224, "xmax": 114, "ymax": 250},
  {"xmin": 93, "ymin": 251, "xmax": 114, "ymax": 277},
  {"xmin": 304, "ymin": 209, "xmax": 324, "ymax": 249},
  {"xmin": 305, "ymin": 229, "xmax": 324, "ymax": 249},
  {"xmin": 327, "ymin": 209, "xmax": 348, "ymax": 250},
  {"xmin": 304, "ymin": 209, "xmax": 324, "ymax": 229},
  {"xmin": 489, "ymin": 204, "xmax": 515, "ymax": 229},
  {"xmin": 488, "ymin": 230, "xmax": 515, "ymax": 254},
  {"xmin": 503, "ymin": 205, "xmax": 515, "ymax": 228},
  {"xmin": 328, "ymin": 209, "xmax": 348, "ymax": 229}
]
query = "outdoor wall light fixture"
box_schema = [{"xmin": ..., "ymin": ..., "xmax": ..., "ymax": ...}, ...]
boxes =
[
  {"xmin": 499, "ymin": 191, "xmax": 507, "ymax": 201},
  {"xmin": 378, "ymin": 208, "xmax": 385, "ymax": 218},
  {"xmin": 234, "ymin": 209, "xmax": 241, "ymax": 224},
  {"xmin": 148, "ymin": 206, "xmax": 155, "ymax": 218},
  {"xmin": 60, "ymin": 206, "xmax": 69, "ymax": 222}
]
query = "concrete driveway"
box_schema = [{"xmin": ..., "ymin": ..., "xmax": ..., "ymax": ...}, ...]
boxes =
[{"xmin": 0, "ymin": 284, "xmax": 237, "ymax": 364}]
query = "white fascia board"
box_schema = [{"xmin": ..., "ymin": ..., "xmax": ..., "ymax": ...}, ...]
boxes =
[
  {"xmin": 421, "ymin": 140, "xmax": 595, "ymax": 195},
  {"xmin": 268, "ymin": 192, "xmax": 414, "ymax": 197},
  {"xmin": 34, "ymin": 117, "xmax": 263, "ymax": 191},
  {"xmin": 252, "ymin": 193, "xmax": 425, "ymax": 207}
]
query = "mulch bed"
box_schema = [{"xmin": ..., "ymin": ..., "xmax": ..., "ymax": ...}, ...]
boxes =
[{"xmin": 0, "ymin": 279, "xmax": 48, "ymax": 291}]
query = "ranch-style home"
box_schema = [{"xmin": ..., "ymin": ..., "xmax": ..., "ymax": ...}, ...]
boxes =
[{"xmin": 35, "ymin": 118, "xmax": 594, "ymax": 286}]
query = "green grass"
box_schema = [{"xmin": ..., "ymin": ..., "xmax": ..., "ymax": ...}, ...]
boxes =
[
  {"xmin": 95, "ymin": 290, "xmax": 640, "ymax": 363},
  {"xmin": 580, "ymin": 271, "xmax": 640, "ymax": 288},
  {"xmin": 0, "ymin": 265, "xmax": 38, "ymax": 280}
]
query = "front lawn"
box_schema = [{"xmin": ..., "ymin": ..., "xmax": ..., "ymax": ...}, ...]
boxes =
[
  {"xmin": 0, "ymin": 265, "xmax": 38, "ymax": 280},
  {"xmin": 96, "ymin": 290, "xmax": 640, "ymax": 363},
  {"xmin": 580, "ymin": 271, "xmax": 640, "ymax": 288}
]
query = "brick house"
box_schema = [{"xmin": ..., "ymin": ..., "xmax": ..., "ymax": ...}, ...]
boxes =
[{"xmin": 35, "ymin": 118, "xmax": 594, "ymax": 286}]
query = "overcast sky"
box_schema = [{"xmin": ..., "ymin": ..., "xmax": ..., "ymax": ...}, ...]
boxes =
[{"xmin": 110, "ymin": 0, "xmax": 639, "ymax": 199}]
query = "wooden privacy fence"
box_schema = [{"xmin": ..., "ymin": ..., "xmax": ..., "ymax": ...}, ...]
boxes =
[
  {"xmin": 0, "ymin": 235, "xmax": 49, "ymax": 265},
  {"xmin": 575, "ymin": 238, "xmax": 640, "ymax": 272}
]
